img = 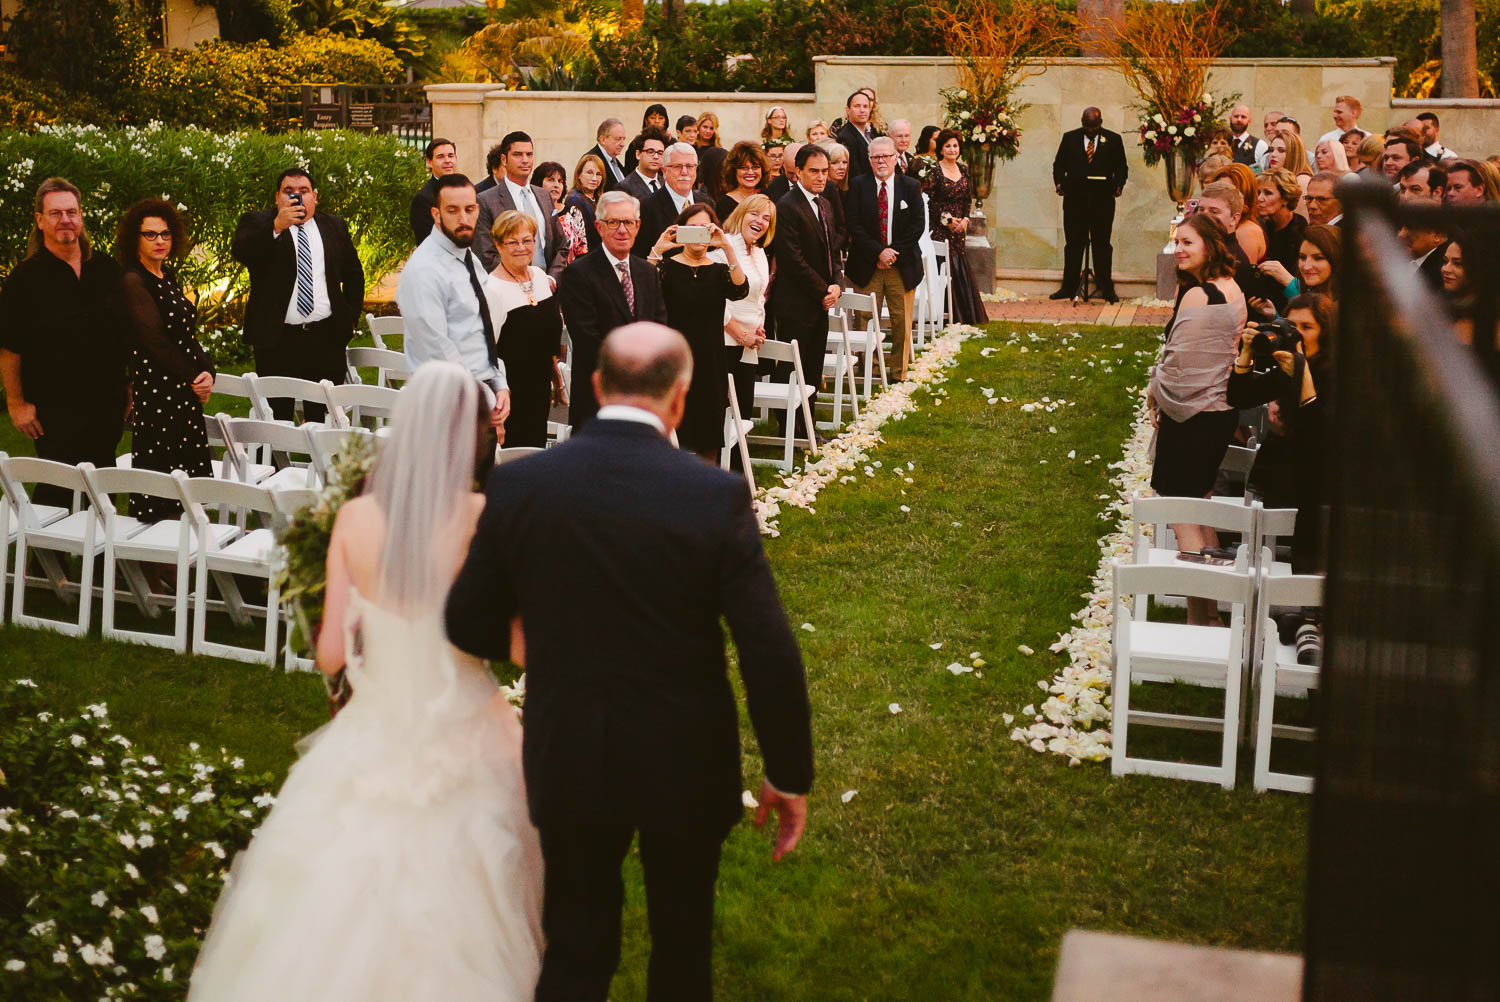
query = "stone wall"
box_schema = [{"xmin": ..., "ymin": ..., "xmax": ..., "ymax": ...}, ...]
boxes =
[{"xmin": 1389, "ymin": 98, "xmax": 1500, "ymax": 160}]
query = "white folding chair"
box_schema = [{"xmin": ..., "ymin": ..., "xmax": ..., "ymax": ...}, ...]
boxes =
[
  {"xmin": 2, "ymin": 455, "xmax": 105, "ymax": 636},
  {"xmin": 1110, "ymin": 561, "xmax": 1257, "ymax": 789},
  {"xmin": 928, "ymin": 240, "xmax": 955, "ymax": 331},
  {"xmin": 346, "ymin": 346, "xmax": 413, "ymax": 388},
  {"xmin": 819, "ymin": 308, "xmax": 863, "ymax": 430},
  {"xmin": 836, "ymin": 290, "xmax": 887, "ymax": 399},
  {"xmin": 720, "ymin": 373, "xmax": 756, "ymax": 495},
  {"xmin": 1251, "ymin": 567, "xmax": 1323, "ymax": 794},
  {"xmin": 746, "ymin": 339, "xmax": 819, "ymax": 472},
  {"xmin": 82, "ymin": 466, "xmax": 216, "ymax": 653},
  {"xmin": 306, "ymin": 426, "xmax": 375, "ymax": 487},
  {"xmin": 244, "ymin": 373, "xmax": 329, "ymax": 425},
  {"xmin": 547, "ymin": 421, "xmax": 571, "ymax": 446},
  {"xmin": 1129, "ymin": 495, "xmax": 1257, "ymax": 618},
  {"xmin": 365, "ymin": 313, "xmax": 404, "ymax": 351},
  {"xmin": 0, "ymin": 454, "xmax": 72, "ymax": 626},
  {"xmin": 212, "ymin": 371, "xmax": 257, "ymax": 411},
  {"xmin": 1256, "ymin": 507, "xmax": 1298, "ymax": 577},
  {"xmin": 321, "ymin": 380, "xmax": 400, "ymax": 430},
  {"xmin": 220, "ymin": 418, "xmax": 318, "ymax": 492},
  {"xmin": 1217, "ymin": 443, "xmax": 1258, "ymax": 498},
  {"xmin": 179, "ymin": 476, "xmax": 285, "ymax": 665},
  {"xmin": 496, "ymin": 446, "xmax": 544, "ymax": 466}
]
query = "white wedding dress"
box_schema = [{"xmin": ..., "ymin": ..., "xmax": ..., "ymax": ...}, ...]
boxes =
[{"xmin": 188, "ymin": 587, "xmax": 544, "ymax": 1001}]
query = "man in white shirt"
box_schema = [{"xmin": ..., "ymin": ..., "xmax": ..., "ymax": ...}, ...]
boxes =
[
  {"xmin": 618, "ymin": 129, "xmax": 669, "ymax": 207},
  {"xmin": 1316, "ymin": 95, "xmax": 1369, "ymax": 149},
  {"xmin": 888, "ymin": 120, "xmax": 913, "ymax": 173},
  {"xmin": 1417, "ymin": 112, "xmax": 1459, "ymax": 160},
  {"xmin": 1227, "ymin": 104, "xmax": 1265, "ymax": 169},
  {"xmin": 835, "ymin": 90, "xmax": 881, "ymax": 177},
  {"xmin": 845, "ymin": 137, "xmax": 924, "ymax": 379},
  {"xmin": 398, "ymin": 174, "xmax": 511, "ymax": 440},
  {"xmin": 634, "ymin": 143, "xmax": 711, "ymax": 257},
  {"xmin": 474, "ymin": 131, "xmax": 566, "ymax": 277}
]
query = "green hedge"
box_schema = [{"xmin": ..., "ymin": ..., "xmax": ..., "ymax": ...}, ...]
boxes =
[{"xmin": 0, "ymin": 125, "xmax": 425, "ymax": 329}]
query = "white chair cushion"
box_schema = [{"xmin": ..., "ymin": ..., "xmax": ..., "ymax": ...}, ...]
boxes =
[{"xmin": 1129, "ymin": 621, "xmax": 1232, "ymax": 665}]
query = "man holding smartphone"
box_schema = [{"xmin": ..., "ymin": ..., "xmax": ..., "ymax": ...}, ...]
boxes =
[{"xmin": 231, "ymin": 167, "xmax": 365, "ymax": 422}]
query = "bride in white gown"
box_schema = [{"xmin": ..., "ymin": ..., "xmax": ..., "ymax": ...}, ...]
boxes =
[{"xmin": 188, "ymin": 362, "xmax": 543, "ymax": 1002}]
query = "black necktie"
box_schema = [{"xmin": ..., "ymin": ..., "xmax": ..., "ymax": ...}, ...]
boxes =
[
  {"xmin": 463, "ymin": 250, "xmax": 500, "ymax": 374},
  {"xmin": 815, "ymin": 197, "xmax": 834, "ymax": 277}
]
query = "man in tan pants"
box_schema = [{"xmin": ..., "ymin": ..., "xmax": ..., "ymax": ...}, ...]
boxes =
[{"xmin": 844, "ymin": 137, "xmax": 925, "ymax": 379}]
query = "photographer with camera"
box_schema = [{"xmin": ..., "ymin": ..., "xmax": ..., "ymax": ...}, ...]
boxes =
[{"xmin": 1227, "ymin": 293, "xmax": 1335, "ymax": 574}]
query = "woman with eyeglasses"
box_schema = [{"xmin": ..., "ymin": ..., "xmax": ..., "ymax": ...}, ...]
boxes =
[
  {"xmin": 116, "ymin": 198, "xmax": 215, "ymax": 521},
  {"xmin": 487, "ymin": 210, "xmax": 564, "ymax": 447}
]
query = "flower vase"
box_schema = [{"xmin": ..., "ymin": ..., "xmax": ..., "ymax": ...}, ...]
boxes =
[
  {"xmin": 1161, "ymin": 144, "xmax": 1195, "ymax": 251},
  {"xmin": 964, "ymin": 145, "xmax": 999, "ymax": 201}
]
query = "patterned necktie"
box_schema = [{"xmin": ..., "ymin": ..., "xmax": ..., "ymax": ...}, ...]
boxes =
[
  {"xmin": 616, "ymin": 260, "xmax": 636, "ymax": 316},
  {"xmin": 1086, "ymin": 137, "xmax": 1096, "ymax": 164},
  {"xmin": 878, "ymin": 180, "xmax": 890, "ymax": 246},
  {"xmin": 294, "ymin": 224, "xmax": 314, "ymax": 317},
  {"xmin": 463, "ymin": 250, "xmax": 500, "ymax": 374}
]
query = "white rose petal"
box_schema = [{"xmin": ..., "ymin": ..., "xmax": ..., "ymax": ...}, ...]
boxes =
[
  {"xmin": 928, "ymin": 642, "xmax": 943, "ymax": 650},
  {"xmin": 5, "ymin": 959, "xmax": 25, "ymax": 971},
  {"xmin": 800, "ymin": 622, "xmax": 815, "ymax": 632},
  {"xmin": 888, "ymin": 703, "xmax": 902, "ymax": 714},
  {"xmin": 741, "ymin": 789, "xmax": 758, "ymax": 809},
  {"xmin": 91, "ymin": 891, "xmax": 108, "ymax": 908},
  {"xmin": 143, "ymin": 935, "xmax": 166, "ymax": 961},
  {"xmin": 946, "ymin": 662, "xmax": 973, "ymax": 675},
  {"xmin": 1018, "ymin": 644, "xmax": 1035, "ymax": 655},
  {"xmin": 840, "ymin": 790, "xmax": 858, "ymax": 803},
  {"xmin": 139, "ymin": 905, "xmax": 158, "ymax": 925}
]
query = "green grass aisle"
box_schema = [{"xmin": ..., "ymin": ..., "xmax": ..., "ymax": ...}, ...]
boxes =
[{"xmin": 0, "ymin": 322, "xmax": 1307, "ymax": 1000}]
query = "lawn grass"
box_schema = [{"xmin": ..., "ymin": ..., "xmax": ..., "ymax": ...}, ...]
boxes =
[{"xmin": 0, "ymin": 321, "xmax": 1309, "ymax": 1000}]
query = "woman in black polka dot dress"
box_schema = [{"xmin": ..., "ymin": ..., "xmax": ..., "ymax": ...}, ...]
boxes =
[{"xmin": 117, "ymin": 199, "xmax": 216, "ymax": 521}]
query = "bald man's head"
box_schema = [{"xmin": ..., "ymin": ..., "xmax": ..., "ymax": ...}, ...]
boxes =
[
  {"xmin": 1082, "ymin": 107, "xmax": 1102, "ymax": 136},
  {"xmin": 597, "ymin": 322, "xmax": 693, "ymax": 406}
]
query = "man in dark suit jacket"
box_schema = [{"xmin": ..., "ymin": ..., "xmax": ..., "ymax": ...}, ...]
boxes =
[
  {"xmin": 770, "ymin": 144, "xmax": 843, "ymax": 435},
  {"xmin": 1051, "ymin": 107, "xmax": 1129, "ymax": 303},
  {"xmin": 834, "ymin": 89, "xmax": 882, "ymax": 178},
  {"xmin": 445, "ymin": 321, "xmax": 813, "ymax": 1002},
  {"xmin": 557, "ymin": 190, "xmax": 669, "ymax": 430},
  {"xmin": 475, "ymin": 142, "xmax": 504, "ymax": 196},
  {"xmin": 633, "ymin": 142, "xmax": 712, "ymax": 257},
  {"xmin": 231, "ymin": 167, "xmax": 365, "ymax": 422},
  {"xmin": 409, "ymin": 137, "xmax": 458, "ymax": 246},
  {"xmin": 845, "ymin": 137, "xmax": 925, "ymax": 379},
  {"xmin": 617, "ymin": 128, "xmax": 669, "ymax": 208},
  {"xmin": 474, "ymin": 131, "xmax": 567, "ymax": 277},
  {"xmin": 585, "ymin": 117, "xmax": 630, "ymax": 193}
]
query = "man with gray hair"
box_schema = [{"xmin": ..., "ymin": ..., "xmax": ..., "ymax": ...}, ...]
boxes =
[
  {"xmin": 888, "ymin": 119, "xmax": 913, "ymax": 172},
  {"xmin": 846, "ymin": 136, "xmax": 924, "ymax": 379},
  {"xmin": 446, "ymin": 318, "xmax": 813, "ymax": 1002},
  {"xmin": 634, "ymin": 141, "xmax": 712, "ymax": 257},
  {"xmin": 557, "ymin": 190, "xmax": 668, "ymax": 428},
  {"xmin": 585, "ymin": 117, "xmax": 629, "ymax": 191}
]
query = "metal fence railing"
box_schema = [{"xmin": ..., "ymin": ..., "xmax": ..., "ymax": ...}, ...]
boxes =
[{"xmin": 1303, "ymin": 182, "xmax": 1500, "ymax": 1000}]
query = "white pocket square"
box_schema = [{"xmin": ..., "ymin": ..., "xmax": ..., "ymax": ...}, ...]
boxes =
[{"xmin": 900, "ymin": 200, "xmax": 909, "ymax": 209}]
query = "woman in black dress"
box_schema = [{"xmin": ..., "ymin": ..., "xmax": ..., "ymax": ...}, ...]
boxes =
[
  {"xmin": 923, "ymin": 129, "xmax": 987, "ymax": 326},
  {"xmin": 486, "ymin": 211, "xmax": 564, "ymax": 448},
  {"xmin": 116, "ymin": 199, "xmax": 215, "ymax": 521},
  {"xmin": 647, "ymin": 204, "xmax": 748, "ymax": 461},
  {"xmin": 714, "ymin": 141, "xmax": 769, "ymax": 223},
  {"xmin": 563, "ymin": 152, "xmax": 606, "ymax": 260}
]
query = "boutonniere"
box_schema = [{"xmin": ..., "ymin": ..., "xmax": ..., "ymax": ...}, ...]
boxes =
[{"xmin": 1097, "ymin": 136, "xmax": 1106, "ymax": 145}]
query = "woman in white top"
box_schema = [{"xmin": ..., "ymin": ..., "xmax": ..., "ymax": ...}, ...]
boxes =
[
  {"xmin": 487, "ymin": 210, "xmax": 564, "ymax": 448},
  {"xmin": 713, "ymin": 194, "xmax": 775, "ymax": 422}
]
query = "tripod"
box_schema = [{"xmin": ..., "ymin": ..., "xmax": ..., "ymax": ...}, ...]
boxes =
[{"xmin": 1072, "ymin": 241, "xmax": 1095, "ymax": 306}]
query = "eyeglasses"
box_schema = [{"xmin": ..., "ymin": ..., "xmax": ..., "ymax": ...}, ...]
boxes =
[
  {"xmin": 140, "ymin": 230, "xmax": 172, "ymax": 241},
  {"xmin": 599, "ymin": 218, "xmax": 639, "ymax": 229},
  {"xmin": 869, "ymin": 154, "xmax": 896, "ymax": 161},
  {"xmin": 641, "ymin": 148, "xmax": 665, "ymax": 158},
  {"xmin": 501, "ymin": 237, "xmax": 536, "ymax": 249}
]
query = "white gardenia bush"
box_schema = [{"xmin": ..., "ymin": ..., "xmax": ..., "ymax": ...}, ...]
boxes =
[{"xmin": 0, "ymin": 680, "xmax": 275, "ymax": 1001}]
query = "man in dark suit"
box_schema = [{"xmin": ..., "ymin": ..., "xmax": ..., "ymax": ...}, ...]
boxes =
[
  {"xmin": 445, "ymin": 321, "xmax": 813, "ymax": 1002},
  {"xmin": 1050, "ymin": 107, "xmax": 1129, "ymax": 303},
  {"xmin": 766, "ymin": 141, "xmax": 799, "ymax": 203},
  {"xmin": 1401, "ymin": 223, "xmax": 1448, "ymax": 294},
  {"xmin": 409, "ymin": 137, "xmax": 458, "ymax": 246},
  {"xmin": 231, "ymin": 167, "xmax": 365, "ymax": 422},
  {"xmin": 584, "ymin": 117, "xmax": 629, "ymax": 193},
  {"xmin": 633, "ymin": 142, "xmax": 712, "ymax": 258},
  {"xmin": 845, "ymin": 137, "xmax": 924, "ymax": 379},
  {"xmin": 771, "ymin": 144, "xmax": 843, "ymax": 435},
  {"xmin": 617, "ymin": 128, "xmax": 669, "ymax": 207},
  {"xmin": 474, "ymin": 131, "xmax": 567, "ymax": 277},
  {"xmin": 556, "ymin": 190, "xmax": 669, "ymax": 430},
  {"xmin": 834, "ymin": 89, "xmax": 881, "ymax": 178},
  {"xmin": 475, "ymin": 142, "xmax": 504, "ymax": 196}
]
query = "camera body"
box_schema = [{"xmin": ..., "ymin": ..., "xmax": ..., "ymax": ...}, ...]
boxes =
[{"xmin": 1251, "ymin": 317, "xmax": 1302, "ymax": 369}]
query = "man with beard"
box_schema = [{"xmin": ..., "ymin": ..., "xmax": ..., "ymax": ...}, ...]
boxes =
[
  {"xmin": 397, "ymin": 174, "xmax": 512, "ymax": 447},
  {"xmin": 1226, "ymin": 104, "xmax": 1265, "ymax": 169}
]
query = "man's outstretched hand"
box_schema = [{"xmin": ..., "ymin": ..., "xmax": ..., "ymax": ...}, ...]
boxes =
[{"xmin": 752, "ymin": 780, "xmax": 806, "ymax": 862}]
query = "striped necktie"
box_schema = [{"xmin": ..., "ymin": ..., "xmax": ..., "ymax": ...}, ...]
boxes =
[{"xmin": 294, "ymin": 224, "xmax": 314, "ymax": 317}]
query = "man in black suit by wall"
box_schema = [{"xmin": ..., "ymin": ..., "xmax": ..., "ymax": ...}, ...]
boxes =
[
  {"xmin": 1051, "ymin": 107, "xmax": 1128, "ymax": 303},
  {"xmin": 445, "ymin": 321, "xmax": 812, "ymax": 1002},
  {"xmin": 633, "ymin": 142, "xmax": 712, "ymax": 258},
  {"xmin": 846, "ymin": 136, "xmax": 924, "ymax": 379},
  {"xmin": 556, "ymin": 190, "xmax": 669, "ymax": 430},
  {"xmin": 409, "ymin": 137, "xmax": 458, "ymax": 246},
  {"xmin": 834, "ymin": 89, "xmax": 881, "ymax": 178},
  {"xmin": 231, "ymin": 167, "xmax": 365, "ymax": 422},
  {"xmin": 475, "ymin": 142, "xmax": 504, "ymax": 196},
  {"xmin": 474, "ymin": 131, "xmax": 568, "ymax": 277},
  {"xmin": 584, "ymin": 117, "xmax": 629, "ymax": 193}
]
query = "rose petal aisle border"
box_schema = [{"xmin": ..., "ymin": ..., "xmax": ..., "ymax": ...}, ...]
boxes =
[
  {"xmin": 1007, "ymin": 386, "xmax": 1155, "ymax": 764},
  {"xmin": 752, "ymin": 325, "xmax": 978, "ymax": 536}
]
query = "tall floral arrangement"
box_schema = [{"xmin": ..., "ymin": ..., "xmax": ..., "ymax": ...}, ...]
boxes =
[{"xmin": 1096, "ymin": 0, "xmax": 1239, "ymax": 167}]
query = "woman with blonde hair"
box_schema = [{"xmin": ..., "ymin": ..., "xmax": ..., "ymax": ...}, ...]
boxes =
[
  {"xmin": 805, "ymin": 119, "xmax": 830, "ymax": 144},
  {"xmin": 695, "ymin": 111, "xmax": 727, "ymax": 198},
  {"xmin": 1313, "ymin": 137, "xmax": 1352, "ymax": 175},
  {"xmin": 714, "ymin": 194, "xmax": 777, "ymax": 440},
  {"xmin": 1267, "ymin": 128, "xmax": 1313, "ymax": 198}
]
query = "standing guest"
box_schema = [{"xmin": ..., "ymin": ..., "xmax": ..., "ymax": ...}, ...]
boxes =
[
  {"xmin": 862, "ymin": 87, "xmax": 888, "ymax": 134},
  {"xmin": 1444, "ymin": 159, "xmax": 1497, "ymax": 205},
  {"xmin": 1255, "ymin": 167, "xmax": 1306, "ymax": 316},
  {"xmin": 585, "ymin": 118, "xmax": 629, "ymax": 193},
  {"xmin": 486, "ymin": 210, "xmax": 565, "ymax": 448},
  {"xmin": 1316, "ymin": 95, "xmax": 1368, "ymax": 149},
  {"xmin": 1227, "ymin": 103, "xmax": 1265, "ymax": 168},
  {"xmin": 531, "ymin": 162, "xmax": 568, "ymax": 215},
  {"xmin": 764, "ymin": 142, "xmax": 787, "ymax": 189},
  {"xmin": 770, "ymin": 144, "xmax": 843, "ymax": 432},
  {"xmin": 396, "ymin": 174, "xmax": 511, "ymax": 443},
  {"xmin": 913, "ymin": 125, "xmax": 941, "ymax": 159},
  {"xmin": 1400, "ymin": 220, "xmax": 1449, "ymax": 294},
  {"xmin": 1440, "ymin": 234, "xmax": 1491, "ymax": 348},
  {"xmin": 1217, "ymin": 165, "xmax": 1267, "ymax": 260},
  {"xmin": 410, "ymin": 137, "xmax": 459, "ymax": 245},
  {"xmin": 835, "ymin": 89, "xmax": 881, "ymax": 178},
  {"xmin": 1198, "ymin": 154, "xmax": 1233, "ymax": 188},
  {"xmin": 475, "ymin": 132, "xmax": 567, "ymax": 278},
  {"xmin": 1268, "ymin": 130, "xmax": 1313, "ymax": 196},
  {"xmin": 477, "ymin": 143, "xmax": 505, "ymax": 196},
  {"xmin": 888, "ymin": 119, "xmax": 914, "ymax": 173},
  {"xmin": 1256, "ymin": 224, "xmax": 1341, "ymax": 303},
  {"xmin": 676, "ymin": 115, "xmax": 699, "ymax": 146},
  {"xmin": 1196, "ymin": 180, "xmax": 1269, "ymax": 316},
  {"xmin": 556, "ymin": 190, "xmax": 668, "ymax": 430},
  {"xmin": 619, "ymin": 128, "xmax": 669, "ymax": 206},
  {"xmin": 634, "ymin": 142, "xmax": 711, "ymax": 258},
  {"xmin": 694, "ymin": 112, "xmax": 720, "ymax": 150},
  {"xmin": 1417, "ymin": 112, "xmax": 1458, "ymax": 160},
  {"xmin": 1147, "ymin": 213, "xmax": 1246, "ymax": 624},
  {"xmin": 1256, "ymin": 111, "xmax": 1284, "ymax": 170},
  {"xmin": 648, "ymin": 205, "xmax": 748, "ymax": 460},
  {"xmin": 1276, "ymin": 116, "xmax": 1304, "ymax": 140},
  {"xmin": 232, "ymin": 167, "xmax": 365, "ymax": 423},
  {"xmin": 714, "ymin": 195, "xmax": 776, "ymax": 429},
  {"xmin": 1397, "ymin": 162, "xmax": 1447, "ymax": 202},
  {"xmin": 762, "ymin": 106, "xmax": 791, "ymax": 144},
  {"xmin": 695, "ymin": 112, "xmax": 728, "ymax": 200},
  {"xmin": 0, "ymin": 177, "xmax": 129, "ymax": 502},
  {"xmin": 767, "ymin": 142, "xmax": 799, "ymax": 202},
  {"xmin": 1050, "ymin": 107, "xmax": 1128, "ymax": 303},
  {"xmin": 925, "ymin": 130, "xmax": 988, "ymax": 323},
  {"xmin": 846, "ymin": 137, "xmax": 924, "ymax": 379},
  {"xmin": 1382, "ymin": 136, "xmax": 1423, "ymax": 184},
  {"xmin": 1355, "ymin": 134, "xmax": 1385, "ymax": 177},
  {"xmin": 624, "ymin": 103, "xmax": 671, "ymax": 173},
  {"xmin": 117, "ymin": 199, "xmax": 215, "ymax": 520},
  {"xmin": 562, "ymin": 153, "xmax": 607, "ymax": 260},
  {"xmin": 1303, "ymin": 172, "xmax": 1344, "ymax": 226},
  {"xmin": 1340, "ymin": 130, "xmax": 1366, "ymax": 167},
  {"xmin": 820, "ymin": 142, "xmax": 852, "ymax": 234},
  {"xmin": 1205, "ymin": 130, "xmax": 1234, "ymax": 162},
  {"xmin": 805, "ymin": 120, "xmax": 830, "ymax": 145},
  {"xmin": 1313, "ymin": 138, "xmax": 1352, "ymax": 175},
  {"xmin": 444, "ymin": 320, "xmax": 813, "ymax": 1002},
  {"xmin": 716, "ymin": 140, "xmax": 769, "ymax": 222}
]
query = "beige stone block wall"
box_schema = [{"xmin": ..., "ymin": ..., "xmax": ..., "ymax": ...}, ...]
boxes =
[{"xmin": 1388, "ymin": 99, "xmax": 1500, "ymax": 160}]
